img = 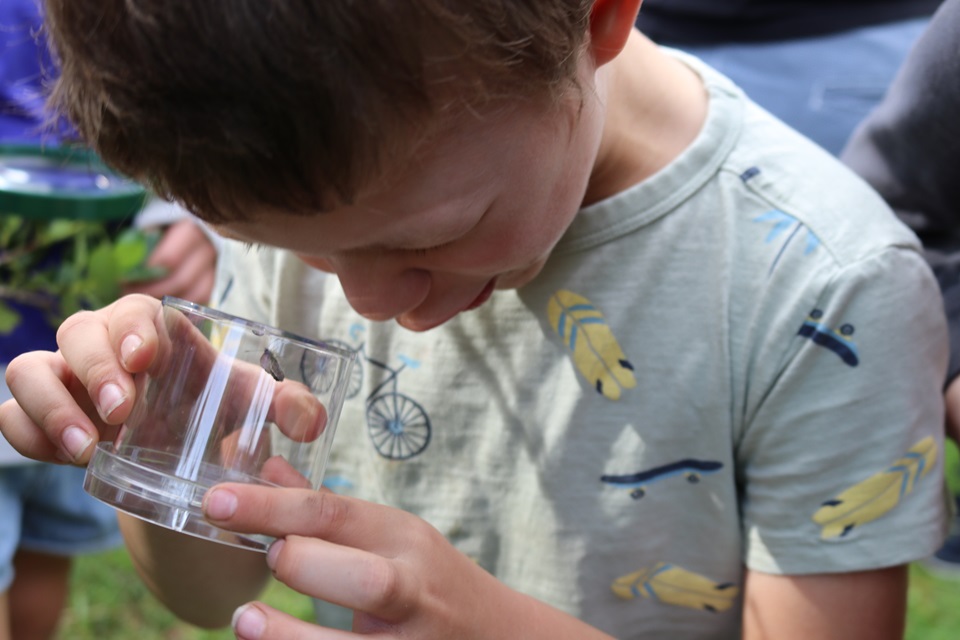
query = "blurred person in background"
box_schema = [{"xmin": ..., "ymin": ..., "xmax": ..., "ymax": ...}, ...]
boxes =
[
  {"xmin": 0, "ymin": 1, "xmax": 218, "ymax": 637},
  {"xmin": 636, "ymin": 0, "xmax": 943, "ymax": 155}
]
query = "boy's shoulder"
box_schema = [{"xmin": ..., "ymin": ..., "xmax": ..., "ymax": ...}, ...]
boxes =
[
  {"xmin": 658, "ymin": 49, "xmax": 919, "ymax": 272},
  {"xmin": 715, "ymin": 93, "xmax": 919, "ymax": 270}
]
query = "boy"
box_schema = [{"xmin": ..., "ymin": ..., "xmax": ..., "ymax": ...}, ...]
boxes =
[{"xmin": 0, "ymin": 0, "xmax": 949, "ymax": 638}]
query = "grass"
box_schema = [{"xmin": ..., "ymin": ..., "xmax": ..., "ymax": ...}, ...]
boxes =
[
  {"xmin": 56, "ymin": 552, "xmax": 960, "ymax": 639},
  {"xmin": 55, "ymin": 443, "xmax": 960, "ymax": 638},
  {"xmin": 58, "ymin": 550, "xmax": 314, "ymax": 639}
]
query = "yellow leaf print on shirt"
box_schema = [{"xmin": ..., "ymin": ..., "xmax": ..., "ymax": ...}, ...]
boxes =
[
  {"xmin": 812, "ymin": 436, "xmax": 938, "ymax": 540},
  {"xmin": 612, "ymin": 563, "xmax": 739, "ymax": 613},
  {"xmin": 547, "ymin": 290, "xmax": 636, "ymax": 401}
]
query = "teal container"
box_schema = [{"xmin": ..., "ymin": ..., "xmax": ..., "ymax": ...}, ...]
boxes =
[{"xmin": 0, "ymin": 144, "xmax": 147, "ymax": 221}]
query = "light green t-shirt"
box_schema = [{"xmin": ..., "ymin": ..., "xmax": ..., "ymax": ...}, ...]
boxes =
[{"xmin": 213, "ymin": 53, "xmax": 949, "ymax": 639}]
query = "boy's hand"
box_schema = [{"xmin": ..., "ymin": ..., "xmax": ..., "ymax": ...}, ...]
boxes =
[
  {"xmin": 0, "ymin": 293, "xmax": 329, "ymax": 466},
  {"xmin": 0, "ymin": 294, "xmax": 164, "ymax": 464},
  {"xmin": 203, "ymin": 485, "xmax": 615, "ymax": 640}
]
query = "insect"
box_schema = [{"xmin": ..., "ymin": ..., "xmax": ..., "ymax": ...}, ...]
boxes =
[{"xmin": 260, "ymin": 348, "xmax": 285, "ymax": 381}]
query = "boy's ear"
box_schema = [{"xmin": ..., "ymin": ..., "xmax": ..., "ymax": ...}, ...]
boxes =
[{"xmin": 589, "ymin": 0, "xmax": 643, "ymax": 66}]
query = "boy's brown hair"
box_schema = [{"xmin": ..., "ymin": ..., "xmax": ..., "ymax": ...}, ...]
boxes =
[{"xmin": 44, "ymin": 1, "xmax": 593, "ymax": 223}]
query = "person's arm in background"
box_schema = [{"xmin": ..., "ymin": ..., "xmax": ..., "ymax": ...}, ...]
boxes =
[
  {"xmin": 842, "ymin": 0, "xmax": 960, "ymax": 442},
  {"xmin": 123, "ymin": 199, "xmax": 221, "ymax": 305}
]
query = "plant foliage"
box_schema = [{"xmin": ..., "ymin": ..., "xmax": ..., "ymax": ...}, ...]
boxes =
[{"xmin": 0, "ymin": 214, "xmax": 163, "ymax": 333}]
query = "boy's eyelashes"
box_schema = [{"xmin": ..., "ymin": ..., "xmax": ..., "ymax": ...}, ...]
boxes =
[
  {"xmin": 234, "ymin": 236, "xmax": 454, "ymax": 258},
  {"xmin": 240, "ymin": 241, "xmax": 268, "ymax": 253},
  {"xmin": 407, "ymin": 241, "xmax": 453, "ymax": 257}
]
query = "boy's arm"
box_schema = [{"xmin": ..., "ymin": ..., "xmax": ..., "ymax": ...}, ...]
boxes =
[
  {"xmin": 202, "ymin": 483, "xmax": 619, "ymax": 639},
  {"xmin": 116, "ymin": 513, "xmax": 271, "ymax": 628},
  {"xmin": 742, "ymin": 566, "xmax": 906, "ymax": 640}
]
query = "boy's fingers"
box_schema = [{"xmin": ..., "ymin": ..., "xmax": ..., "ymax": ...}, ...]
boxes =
[
  {"xmin": 3, "ymin": 352, "xmax": 103, "ymax": 463},
  {"xmin": 58, "ymin": 311, "xmax": 138, "ymax": 424},
  {"xmin": 203, "ymin": 485, "xmax": 413, "ymax": 553},
  {"xmin": 271, "ymin": 381, "xmax": 328, "ymax": 442},
  {"xmin": 57, "ymin": 295, "xmax": 161, "ymax": 424},
  {"xmin": 232, "ymin": 602, "xmax": 357, "ymax": 640},
  {"xmin": 104, "ymin": 294, "xmax": 165, "ymax": 373},
  {"xmin": 266, "ymin": 534, "xmax": 414, "ymax": 621},
  {"xmin": 0, "ymin": 398, "xmax": 62, "ymax": 462}
]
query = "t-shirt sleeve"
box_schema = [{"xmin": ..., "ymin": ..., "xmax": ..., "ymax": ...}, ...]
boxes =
[{"xmin": 738, "ymin": 246, "xmax": 949, "ymax": 574}]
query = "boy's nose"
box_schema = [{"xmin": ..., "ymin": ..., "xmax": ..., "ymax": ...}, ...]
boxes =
[
  {"xmin": 332, "ymin": 261, "xmax": 433, "ymax": 322},
  {"xmin": 296, "ymin": 251, "xmax": 433, "ymax": 321}
]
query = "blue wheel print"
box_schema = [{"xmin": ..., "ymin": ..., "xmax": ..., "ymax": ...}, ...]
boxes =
[
  {"xmin": 301, "ymin": 339, "xmax": 363, "ymax": 398},
  {"xmin": 367, "ymin": 392, "xmax": 431, "ymax": 460}
]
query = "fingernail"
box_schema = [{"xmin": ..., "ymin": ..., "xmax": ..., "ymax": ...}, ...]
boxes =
[
  {"xmin": 98, "ymin": 383, "xmax": 126, "ymax": 419},
  {"xmin": 204, "ymin": 488, "xmax": 238, "ymax": 520},
  {"xmin": 62, "ymin": 426, "xmax": 93, "ymax": 462},
  {"xmin": 120, "ymin": 334, "xmax": 143, "ymax": 367},
  {"xmin": 232, "ymin": 604, "xmax": 265, "ymax": 640},
  {"xmin": 267, "ymin": 539, "xmax": 284, "ymax": 570}
]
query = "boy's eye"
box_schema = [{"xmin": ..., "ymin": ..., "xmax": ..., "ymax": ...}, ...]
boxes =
[{"xmin": 408, "ymin": 242, "xmax": 451, "ymax": 257}]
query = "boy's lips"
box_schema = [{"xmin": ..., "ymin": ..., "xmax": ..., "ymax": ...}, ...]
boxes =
[{"xmin": 464, "ymin": 278, "xmax": 496, "ymax": 311}]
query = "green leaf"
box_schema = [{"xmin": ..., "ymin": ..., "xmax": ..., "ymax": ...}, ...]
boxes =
[
  {"xmin": 58, "ymin": 290, "xmax": 83, "ymax": 318},
  {"xmin": 0, "ymin": 300, "xmax": 21, "ymax": 335},
  {"xmin": 43, "ymin": 219, "xmax": 86, "ymax": 243},
  {"xmin": 113, "ymin": 229, "xmax": 149, "ymax": 273},
  {"xmin": 0, "ymin": 218, "xmax": 162, "ymax": 333},
  {"xmin": 86, "ymin": 242, "xmax": 123, "ymax": 304},
  {"xmin": 0, "ymin": 216, "xmax": 23, "ymax": 247}
]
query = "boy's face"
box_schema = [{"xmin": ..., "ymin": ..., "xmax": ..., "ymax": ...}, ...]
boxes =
[{"xmin": 217, "ymin": 75, "xmax": 606, "ymax": 332}]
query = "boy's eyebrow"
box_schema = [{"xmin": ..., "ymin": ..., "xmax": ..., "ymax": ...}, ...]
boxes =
[
  {"xmin": 385, "ymin": 206, "xmax": 489, "ymax": 251},
  {"xmin": 360, "ymin": 188, "xmax": 495, "ymax": 251}
]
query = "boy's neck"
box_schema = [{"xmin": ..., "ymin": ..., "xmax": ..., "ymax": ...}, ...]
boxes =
[{"xmin": 583, "ymin": 31, "xmax": 709, "ymax": 207}]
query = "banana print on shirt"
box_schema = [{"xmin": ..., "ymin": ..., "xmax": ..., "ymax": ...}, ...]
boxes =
[{"xmin": 547, "ymin": 290, "xmax": 636, "ymax": 401}]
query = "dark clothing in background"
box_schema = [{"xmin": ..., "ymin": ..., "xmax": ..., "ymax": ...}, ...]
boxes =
[
  {"xmin": 842, "ymin": 0, "xmax": 960, "ymax": 381},
  {"xmin": 637, "ymin": 0, "xmax": 943, "ymax": 43}
]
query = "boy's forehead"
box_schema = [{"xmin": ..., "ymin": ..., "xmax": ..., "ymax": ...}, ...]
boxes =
[
  {"xmin": 216, "ymin": 170, "xmax": 495, "ymax": 253},
  {"xmin": 214, "ymin": 90, "xmax": 579, "ymax": 251}
]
